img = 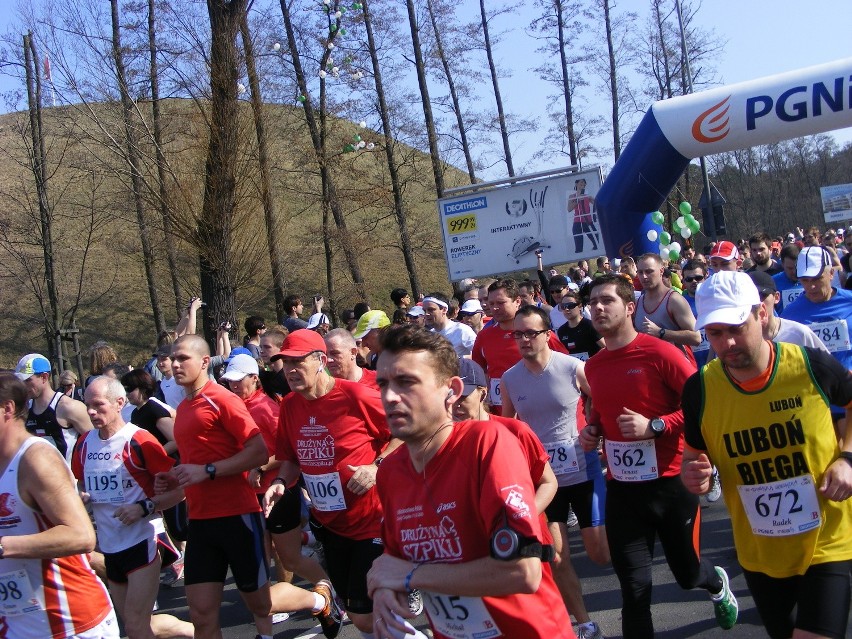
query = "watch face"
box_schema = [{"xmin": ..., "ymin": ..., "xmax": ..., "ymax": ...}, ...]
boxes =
[{"xmin": 651, "ymin": 419, "xmax": 665, "ymax": 433}]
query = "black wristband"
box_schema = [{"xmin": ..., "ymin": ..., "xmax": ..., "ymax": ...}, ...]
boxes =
[
  {"xmin": 839, "ymin": 451, "xmax": 852, "ymax": 467},
  {"xmin": 271, "ymin": 477, "xmax": 286, "ymax": 486},
  {"xmin": 136, "ymin": 499, "xmax": 150, "ymax": 517}
]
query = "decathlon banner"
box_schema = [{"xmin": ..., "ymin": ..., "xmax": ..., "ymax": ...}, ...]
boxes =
[
  {"xmin": 821, "ymin": 183, "xmax": 852, "ymax": 224},
  {"xmin": 437, "ymin": 167, "xmax": 604, "ymax": 280},
  {"xmin": 596, "ymin": 58, "xmax": 852, "ymax": 259}
]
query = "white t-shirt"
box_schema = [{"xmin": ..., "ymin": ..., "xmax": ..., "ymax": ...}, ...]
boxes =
[
  {"xmin": 549, "ymin": 306, "xmax": 568, "ymax": 330},
  {"xmin": 159, "ymin": 376, "xmax": 186, "ymax": 410},
  {"xmin": 776, "ymin": 318, "xmax": 831, "ymax": 354},
  {"xmin": 439, "ymin": 320, "xmax": 477, "ymax": 357}
]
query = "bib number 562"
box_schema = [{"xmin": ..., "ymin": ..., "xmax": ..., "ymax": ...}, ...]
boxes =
[{"xmin": 612, "ymin": 448, "xmax": 645, "ymax": 468}]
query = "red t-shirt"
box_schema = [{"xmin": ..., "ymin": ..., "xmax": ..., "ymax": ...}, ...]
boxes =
[
  {"xmin": 244, "ymin": 388, "xmax": 280, "ymax": 494},
  {"xmin": 489, "ymin": 414, "xmax": 548, "ymax": 484},
  {"xmin": 584, "ymin": 333, "xmax": 695, "ymax": 479},
  {"xmin": 378, "ymin": 420, "xmax": 573, "ymax": 639},
  {"xmin": 358, "ymin": 367, "xmax": 380, "ymax": 391},
  {"xmin": 472, "ymin": 325, "xmax": 567, "ymax": 380},
  {"xmin": 173, "ymin": 381, "xmax": 264, "ymax": 519},
  {"xmin": 277, "ymin": 378, "xmax": 390, "ymax": 539}
]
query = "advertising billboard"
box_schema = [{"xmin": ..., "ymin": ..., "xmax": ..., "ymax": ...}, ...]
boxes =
[{"xmin": 437, "ymin": 167, "xmax": 604, "ymax": 281}]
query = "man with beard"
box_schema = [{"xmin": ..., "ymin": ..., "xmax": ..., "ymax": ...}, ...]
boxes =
[{"xmin": 746, "ymin": 232, "xmax": 782, "ymax": 275}]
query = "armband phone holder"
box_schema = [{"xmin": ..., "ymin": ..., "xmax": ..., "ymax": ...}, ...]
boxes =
[{"xmin": 490, "ymin": 511, "xmax": 553, "ymax": 561}]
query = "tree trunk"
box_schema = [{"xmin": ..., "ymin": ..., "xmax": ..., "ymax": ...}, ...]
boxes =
[
  {"xmin": 602, "ymin": 0, "xmax": 621, "ymax": 161},
  {"xmin": 479, "ymin": 0, "xmax": 514, "ymax": 177},
  {"xmin": 555, "ymin": 0, "xmax": 577, "ymax": 166},
  {"xmin": 405, "ymin": 0, "xmax": 445, "ymax": 197},
  {"xmin": 148, "ymin": 0, "xmax": 184, "ymax": 317},
  {"xmin": 199, "ymin": 0, "xmax": 245, "ymax": 344},
  {"xmin": 239, "ymin": 13, "xmax": 288, "ymax": 319},
  {"xmin": 23, "ymin": 33, "xmax": 60, "ymax": 361},
  {"xmin": 277, "ymin": 0, "xmax": 368, "ymax": 302},
  {"xmin": 362, "ymin": 0, "xmax": 422, "ymax": 298},
  {"xmin": 425, "ymin": 0, "xmax": 476, "ymax": 183},
  {"xmin": 111, "ymin": 0, "xmax": 165, "ymax": 336}
]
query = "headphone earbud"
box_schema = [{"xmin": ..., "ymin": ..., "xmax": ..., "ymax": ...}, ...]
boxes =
[{"xmin": 446, "ymin": 390, "xmax": 454, "ymax": 400}]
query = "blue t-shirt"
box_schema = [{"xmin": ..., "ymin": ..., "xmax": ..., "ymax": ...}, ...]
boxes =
[
  {"xmin": 782, "ymin": 288, "xmax": 852, "ymax": 372},
  {"xmin": 772, "ymin": 272, "xmax": 803, "ymax": 313},
  {"xmin": 683, "ymin": 293, "xmax": 710, "ymax": 369}
]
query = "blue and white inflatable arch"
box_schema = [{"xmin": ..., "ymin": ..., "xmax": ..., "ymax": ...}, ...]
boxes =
[{"xmin": 596, "ymin": 58, "xmax": 852, "ymax": 258}]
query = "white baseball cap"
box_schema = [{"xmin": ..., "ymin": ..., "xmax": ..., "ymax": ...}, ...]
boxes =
[
  {"xmin": 797, "ymin": 246, "xmax": 832, "ymax": 278},
  {"xmin": 220, "ymin": 353, "xmax": 259, "ymax": 381},
  {"xmin": 306, "ymin": 313, "xmax": 330, "ymax": 330},
  {"xmin": 695, "ymin": 271, "xmax": 760, "ymax": 329},
  {"xmin": 459, "ymin": 299, "xmax": 484, "ymax": 314},
  {"xmin": 15, "ymin": 354, "xmax": 51, "ymax": 381}
]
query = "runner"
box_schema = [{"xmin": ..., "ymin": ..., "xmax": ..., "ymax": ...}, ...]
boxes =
[
  {"xmin": 324, "ymin": 328, "xmax": 380, "ymax": 389},
  {"xmin": 154, "ymin": 334, "xmax": 341, "ymax": 639},
  {"xmin": 501, "ymin": 306, "xmax": 607, "ymax": 639},
  {"xmin": 368, "ymin": 325, "xmax": 575, "ymax": 639},
  {"xmin": 264, "ymin": 329, "xmax": 401, "ymax": 637},
  {"xmin": 15, "ymin": 353, "xmax": 93, "ymax": 463},
  {"xmin": 74, "ymin": 376, "xmax": 193, "ymax": 639},
  {"xmin": 422, "ymin": 292, "xmax": 477, "ymax": 357},
  {"xmin": 578, "ymin": 274, "xmax": 738, "ymax": 638},
  {"xmin": 0, "ymin": 372, "xmax": 117, "ymax": 638},
  {"xmin": 683, "ymin": 271, "xmax": 852, "ymax": 639}
]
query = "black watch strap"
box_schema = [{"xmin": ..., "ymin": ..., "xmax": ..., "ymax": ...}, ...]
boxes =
[{"xmin": 840, "ymin": 451, "xmax": 852, "ymax": 467}]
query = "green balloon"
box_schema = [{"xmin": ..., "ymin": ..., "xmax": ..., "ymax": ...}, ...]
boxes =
[
  {"xmin": 343, "ymin": 144, "xmax": 355, "ymax": 153},
  {"xmin": 669, "ymin": 249, "xmax": 680, "ymax": 261},
  {"xmin": 297, "ymin": 95, "xmax": 306, "ymax": 103},
  {"xmin": 689, "ymin": 218, "xmax": 700, "ymax": 232},
  {"xmin": 684, "ymin": 213, "xmax": 695, "ymax": 224},
  {"xmin": 340, "ymin": 28, "xmax": 347, "ymax": 35},
  {"xmin": 651, "ymin": 211, "xmax": 664, "ymax": 225},
  {"xmin": 679, "ymin": 201, "xmax": 692, "ymax": 215},
  {"xmin": 353, "ymin": 134, "xmax": 362, "ymax": 142},
  {"xmin": 660, "ymin": 231, "xmax": 671, "ymax": 245},
  {"xmin": 330, "ymin": 24, "xmax": 337, "ymax": 32}
]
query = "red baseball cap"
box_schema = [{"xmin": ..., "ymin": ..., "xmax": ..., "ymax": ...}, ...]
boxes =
[
  {"xmin": 270, "ymin": 329, "xmax": 327, "ymax": 361},
  {"xmin": 709, "ymin": 240, "xmax": 739, "ymax": 261}
]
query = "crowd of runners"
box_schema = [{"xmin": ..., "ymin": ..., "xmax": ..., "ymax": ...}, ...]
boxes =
[{"xmin": 2, "ymin": 224, "xmax": 851, "ymax": 639}]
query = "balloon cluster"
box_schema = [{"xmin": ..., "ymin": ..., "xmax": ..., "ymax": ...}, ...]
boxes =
[
  {"xmin": 645, "ymin": 202, "xmax": 700, "ymax": 261},
  {"xmin": 343, "ymin": 122, "xmax": 376, "ymax": 152}
]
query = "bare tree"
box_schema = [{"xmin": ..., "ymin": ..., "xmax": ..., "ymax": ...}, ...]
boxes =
[
  {"xmin": 478, "ymin": 0, "xmax": 514, "ymax": 176},
  {"xmin": 240, "ymin": 11, "xmax": 288, "ymax": 319}
]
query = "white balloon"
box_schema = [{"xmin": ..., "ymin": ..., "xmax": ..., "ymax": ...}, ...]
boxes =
[
  {"xmin": 659, "ymin": 244, "xmax": 669, "ymax": 258},
  {"xmin": 359, "ymin": 121, "xmax": 367, "ymax": 128},
  {"xmin": 327, "ymin": 42, "xmax": 335, "ymax": 50},
  {"xmin": 319, "ymin": 70, "xmax": 327, "ymax": 78},
  {"xmin": 670, "ymin": 242, "xmax": 682, "ymax": 253},
  {"xmin": 675, "ymin": 216, "xmax": 685, "ymax": 228},
  {"xmin": 237, "ymin": 83, "xmax": 246, "ymax": 94},
  {"xmin": 357, "ymin": 140, "xmax": 366, "ymax": 149},
  {"xmin": 332, "ymin": 66, "xmax": 339, "ymax": 74},
  {"xmin": 366, "ymin": 142, "xmax": 375, "ymax": 150},
  {"xmin": 334, "ymin": 10, "xmax": 342, "ymax": 18},
  {"xmin": 273, "ymin": 42, "xmax": 281, "ymax": 51},
  {"xmin": 680, "ymin": 227, "xmax": 692, "ymax": 238},
  {"xmin": 646, "ymin": 229, "xmax": 658, "ymax": 242}
]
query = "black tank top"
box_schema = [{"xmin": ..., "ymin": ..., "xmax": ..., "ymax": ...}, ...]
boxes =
[{"xmin": 25, "ymin": 392, "xmax": 78, "ymax": 462}]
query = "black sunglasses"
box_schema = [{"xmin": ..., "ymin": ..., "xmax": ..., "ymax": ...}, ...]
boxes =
[
  {"xmin": 684, "ymin": 275, "xmax": 705, "ymax": 283},
  {"xmin": 560, "ymin": 302, "xmax": 580, "ymax": 310}
]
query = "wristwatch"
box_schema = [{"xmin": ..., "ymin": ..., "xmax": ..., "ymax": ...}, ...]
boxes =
[
  {"xmin": 658, "ymin": 328, "xmax": 667, "ymax": 340},
  {"xmin": 205, "ymin": 463, "xmax": 217, "ymax": 480},
  {"xmin": 374, "ymin": 456, "xmax": 385, "ymax": 467},
  {"xmin": 649, "ymin": 417, "xmax": 666, "ymax": 437},
  {"xmin": 0, "ymin": 538, "xmax": 5, "ymax": 558}
]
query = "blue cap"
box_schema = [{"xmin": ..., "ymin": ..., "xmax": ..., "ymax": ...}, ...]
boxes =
[
  {"xmin": 227, "ymin": 347, "xmax": 254, "ymax": 362},
  {"xmin": 15, "ymin": 354, "xmax": 51, "ymax": 380}
]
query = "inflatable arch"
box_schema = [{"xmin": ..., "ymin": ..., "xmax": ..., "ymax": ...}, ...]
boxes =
[{"xmin": 595, "ymin": 58, "xmax": 852, "ymax": 258}]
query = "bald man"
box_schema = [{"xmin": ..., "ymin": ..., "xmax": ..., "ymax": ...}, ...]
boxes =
[{"xmin": 324, "ymin": 328, "xmax": 379, "ymax": 390}]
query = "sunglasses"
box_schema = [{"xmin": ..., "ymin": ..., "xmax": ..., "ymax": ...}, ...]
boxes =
[
  {"xmin": 560, "ymin": 302, "xmax": 580, "ymax": 310},
  {"xmin": 123, "ymin": 385, "xmax": 136, "ymax": 393},
  {"xmin": 684, "ymin": 275, "xmax": 705, "ymax": 283}
]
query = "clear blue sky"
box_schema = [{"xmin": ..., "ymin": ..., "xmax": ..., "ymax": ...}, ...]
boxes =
[{"xmin": 2, "ymin": 0, "xmax": 850, "ymax": 179}]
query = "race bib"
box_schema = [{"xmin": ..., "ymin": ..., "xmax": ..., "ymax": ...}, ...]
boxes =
[
  {"xmin": 85, "ymin": 471, "xmax": 124, "ymax": 504},
  {"xmin": 303, "ymin": 472, "xmax": 346, "ymax": 512},
  {"xmin": 571, "ymin": 352, "xmax": 590, "ymax": 361},
  {"xmin": 423, "ymin": 592, "xmax": 502, "ymax": 639},
  {"xmin": 808, "ymin": 319, "xmax": 850, "ymax": 353},
  {"xmin": 605, "ymin": 439, "xmax": 659, "ymax": 481},
  {"xmin": 781, "ymin": 288, "xmax": 803, "ymax": 307},
  {"xmin": 694, "ymin": 329, "xmax": 710, "ymax": 353},
  {"xmin": 488, "ymin": 379, "xmax": 502, "ymax": 406},
  {"xmin": 0, "ymin": 570, "xmax": 41, "ymax": 616},
  {"xmin": 543, "ymin": 439, "xmax": 579, "ymax": 476},
  {"xmin": 737, "ymin": 475, "xmax": 821, "ymax": 537}
]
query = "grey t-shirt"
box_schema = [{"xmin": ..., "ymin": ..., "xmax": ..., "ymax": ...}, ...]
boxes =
[{"xmin": 501, "ymin": 351, "xmax": 599, "ymax": 486}]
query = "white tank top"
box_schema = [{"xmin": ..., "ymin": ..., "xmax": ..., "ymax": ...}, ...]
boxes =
[{"xmin": 0, "ymin": 438, "xmax": 113, "ymax": 638}]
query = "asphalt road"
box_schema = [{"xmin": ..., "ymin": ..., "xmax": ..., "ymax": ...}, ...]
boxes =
[{"xmin": 148, "ymin": 497, "xmax": 851, "ymax": 638}]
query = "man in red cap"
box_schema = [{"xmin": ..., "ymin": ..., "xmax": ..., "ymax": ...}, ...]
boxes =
[
  {"xmin": 265, "ymin": 330, "xmax": 402, "ymax": 637},
  {"xmin": 709, "ymin": 241, "xmax": 742, "ymax": 273}
]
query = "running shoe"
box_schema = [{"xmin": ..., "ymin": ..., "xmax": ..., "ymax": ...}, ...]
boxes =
[
  {"xmin": 271, "ymin": 612, "xmax": 290, "ymax": 624},
  {"xmin": 408, "ymin": 589, "xmax": 424, "ymax": 616},
  {"xmin": 312, "ymin": 579, "xmax": 343, "ymax": 639},
  {"xmin": 576, "ymin": 621, "xmax": 604, "ymax": 639},
  {"xmin": 710, "ymin": 566, "xmax": 738, "ymax": 630},
  {"xmin": 706, "ymin": 468, "xmax": 722, "ymax": 503},
  {"xmin": 160, "ymin": 552, "xmax": 184, "ymax": 587},
  {"xmin": 566, "ymin": 507, "xmax": 579, "ymax": 528}
]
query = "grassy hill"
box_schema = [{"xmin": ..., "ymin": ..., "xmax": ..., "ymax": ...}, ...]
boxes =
[{"xmin": 0, "ymin": 97, "xmax": 465, "ymax": 371}]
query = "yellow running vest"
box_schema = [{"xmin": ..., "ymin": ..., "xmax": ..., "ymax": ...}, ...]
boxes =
[{"xmin": 699, "ymin": 342, "xmax": 852, "ymax": 577}]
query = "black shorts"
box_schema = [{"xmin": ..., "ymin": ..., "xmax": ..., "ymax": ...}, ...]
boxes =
[
  {"xmin": 743, "ymin": 560, "xmax": 852, "ymax": 639},
  {"xmin": 264, "ymin": 487, "xmax": 302, "ymax": 534},
  {"xmin": 104, "ymin": 532, "xmax": 179, "ymax": 584},
  {"xmin": 162, "ymin": 501, "xmax": 189, "ymax": 543},
  {"xmin": 184, "ymin": 513, "xmax": 269, "ymax": 592},
  {"xmin": 310, "ymin": 519, "xmax": 383, "ymax": 614},
  {"xmin": 544, "ymin": 477, "xmax": 606, "ymax": 528}
]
